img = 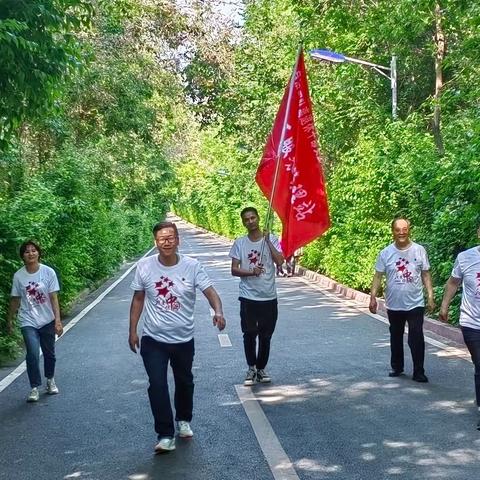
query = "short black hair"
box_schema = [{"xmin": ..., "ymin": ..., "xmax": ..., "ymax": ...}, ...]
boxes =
[
  {"xmin": 240, "ymin": 207, "xmax": 259, "ymax": 218},
  {"xmin": 152, "ymin": 221, "xmax": 178, "ymax": 237},
  {"xmin": 19, "ymin": 240, "xmax": 42, "ymax": 259}
]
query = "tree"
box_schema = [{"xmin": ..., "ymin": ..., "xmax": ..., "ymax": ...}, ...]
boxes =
[{"xmin": 0, "ymin": 0, "xmax": 93, "ymax": 147}]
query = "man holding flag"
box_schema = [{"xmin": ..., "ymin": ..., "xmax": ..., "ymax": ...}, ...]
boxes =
[
  {"xmin": 229, "ymin": 207, "xmax": 284, "ymax": 385},
  {"xmin": 231, "ymin": 48, "xmax": 330, "ymax": 385}
]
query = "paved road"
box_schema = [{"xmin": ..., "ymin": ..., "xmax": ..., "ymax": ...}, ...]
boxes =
[{"xmin": 1, "ymin": 218, "xmax": 479, "ymax": 480}]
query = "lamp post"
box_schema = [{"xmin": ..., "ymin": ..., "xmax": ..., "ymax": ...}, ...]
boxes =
[{"xmin": 309, "ymin": 49, "xmax": 397, "ymax": 119}]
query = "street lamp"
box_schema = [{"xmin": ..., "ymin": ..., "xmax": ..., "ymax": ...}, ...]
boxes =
[{"xmin": 309, "ymin": 49, "xmax": 397, "ymax": 119}]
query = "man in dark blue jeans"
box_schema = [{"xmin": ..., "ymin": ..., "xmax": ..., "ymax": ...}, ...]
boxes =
[
  {"xmin": 129, "ymin": 221, "xmax": 226, "ymax": 453},
  {"xmin": 140, "ymin": 337, "xmax": 194, "ymax": 441},
  {"xmin": 440, "ymin": 223, "xmax": 480, "ymax": 429}
]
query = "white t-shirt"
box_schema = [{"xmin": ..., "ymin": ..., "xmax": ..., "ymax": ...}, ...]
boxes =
[
  {"xmin": 131, "ymin": 253, "xmax": 212, "ymax": 343},
  {"xmin": 229, "ymin": 234, "xmax": 281, "ymax": 301},
  {"xmin": 451, "ymin": 246, "xmax": 480, "ymax": 330},
  {"xmin": 375, "ymin": 242, "xmax": 430, "ymax": 311},
  {"xmin": 11, "ymin": 264, "xmax": 60, "ymax": 328}
]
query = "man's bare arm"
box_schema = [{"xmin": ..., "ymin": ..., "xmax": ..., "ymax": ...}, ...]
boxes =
[
  {"xmin": 369, "ymin": 271, "xmax": 384, "ymax": 314},
  {"xmin": 202, "ymin": 286, "xmax": 226, "ymax": 331},
  {"xmin": 264, "ymin": 235, "xmax": 284, "ymax": 267},
  {"xmin": 129, "ymin": 290, "xmax": 145, "ymax": 353},
  {"xmin": 439, "ymin": 277, "xmax": 461, "ymax": 322},
  {"xmin": 421, "ymin": 270, "xmax": 435, "ymax": 312},
  {"xmin": 231, "ymin": 258, "xmax": 262, "ymax": 277}
]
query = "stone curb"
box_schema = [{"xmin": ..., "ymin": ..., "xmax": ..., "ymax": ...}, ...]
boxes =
[{"xmin": 174, "ymin": 215, "xmax": 464, "ymax": 346}]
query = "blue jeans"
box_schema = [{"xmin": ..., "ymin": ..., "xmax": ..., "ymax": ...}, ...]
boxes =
[
  {"xmin": 461, "ymin": 326, "xmax": 480, "ymax": 406},
  {"xmin": 140, "ymin": 336, "xmax": 195, "ymax": 439},
  {"xmin": 21, "ymin": 321, "xmax": 56, "ymax": 388}
]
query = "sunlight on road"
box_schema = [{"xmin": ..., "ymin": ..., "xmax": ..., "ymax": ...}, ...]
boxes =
[
  {"xmin": 128, "ymin": 474, "xmax": 150, "ymax": 480},
  {"xmin": 295, "ymin": 458, "xmax": 342, "ymax": 473}
]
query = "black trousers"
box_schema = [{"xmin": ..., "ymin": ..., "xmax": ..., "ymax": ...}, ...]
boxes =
[
  {"xmin": 240, "ymin": 297, "xmax": 278, "ymax": 370},
  {"xmin": 387, "ymin": 307, "xmax": 425, "ymax": 375},
  {"xmin": 461, "ymin": 326, "xmax": 480, "ymax": 406},
  {"xmin": 140, "ymin": 336, "xmax": 194, "ymax": 439}
]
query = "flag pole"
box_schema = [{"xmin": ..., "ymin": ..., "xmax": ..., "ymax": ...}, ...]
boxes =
[{"xmin": 260, "ymin": 44, "xmax": 302, "ymax": 260}]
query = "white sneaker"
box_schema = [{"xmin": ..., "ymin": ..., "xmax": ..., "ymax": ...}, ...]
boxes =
[
  {"xmin": 154, "ymin": 437, "xmax": 176, "ymax": 453},
  {"xmin": 27, "ymin": 387, "xmax": 39, "ymax": 402},
  {"xmin": 177, "ymin": 421, "xmax": 193, "ymax": 438},
  {"xmin": 256, "ymin": 369, "xmax": 271, "ymax": 383},
  {"xmin": 244, "ymin": 367, "xmax": 256, "ymax": 386},
  {"xmin": 46, "ymin": 378, "xmax": 59, "ymax": 395}
]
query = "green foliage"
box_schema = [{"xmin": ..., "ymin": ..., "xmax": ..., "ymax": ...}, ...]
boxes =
[
  {"xmin": 173, "ymin": 128, "xmax": 270, "ymax": 237},
  {"xmin": 0, "ymin": 0, "xmax": 94, "ymax": 147},
  {"xmin": 0, "ymin": 0, "xmax": 184, "ymax": 360},
  {"xmin": 2, "ymin": 0, "xmax": 480, "ymax": 360},
  {"xmin": 173, "ymin": 0, "xmax": 480, "ymax": 327}
]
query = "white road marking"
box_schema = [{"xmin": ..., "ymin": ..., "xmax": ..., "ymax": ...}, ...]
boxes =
[
  {"xmin": 0, "ymin": 247, "xmax": 156, "ymax": 394},
  {"xmin": 235, "ymin": 385, "xmax": 300, "ymax": 480},
  {"xmin": 218, "ymin": 334, "xmax": 232, "ymax": 347},
  {"xmin": 209, "ymin": 308, "xmax": 231, "ymax": 346}
]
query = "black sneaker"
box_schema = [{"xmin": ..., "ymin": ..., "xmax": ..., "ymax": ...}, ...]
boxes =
[
  {"xmin": 256, "ymin": 369, "xmax": 271, "ymax": 383},
  {"xmin": 412, "ymin": 373, "xmax": 429, "ymax": 383},
  {"xmin": 244, "ymin": 367, "xmax": 256, "ymax": 386},
  {"xmin": 388, "ymin": 370, "xmax": 404, "ymax": 377}
]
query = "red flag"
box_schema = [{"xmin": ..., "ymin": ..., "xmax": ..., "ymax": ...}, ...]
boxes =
[{"xmin": 256, "ymin": 51, "xmax": 330, "ymax": 258}]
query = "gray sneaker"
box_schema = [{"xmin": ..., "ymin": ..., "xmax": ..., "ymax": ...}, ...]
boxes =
[
  {"xmin": 177, "ymin": 421, "xmax": 193, "ymax": 438},
  {"xmin": 154, "ymin": 437, "xmax": 176, "ymax": 453},
  {"xmin": 46, "ymin": 378, "xmax": 59, "ymax": 395},
  {"xmin": 244, "ymin": 367, "xmax": 256, "ymax": 386},
  {"xmin": 256, "ymin": 369, "xmax": 271, "ymax": 383},
  {"xmin": 27, "ymin": 387, "xmax": 39, "ymax": 402}
]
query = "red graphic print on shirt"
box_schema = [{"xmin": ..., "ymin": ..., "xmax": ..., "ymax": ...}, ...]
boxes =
[
  {"xmin": 395, "ymin": 257, "xmax": 413, "ymax": 283},
  {"xmin": 155, "ymin": 276, "xmax": 180, "ymax": 311},
  {"xmin": 25, "ymin": 282, "xmax": 46, "ymax": 304},
  {"xmin": 248, "ymin": 250, "xmax": 261, "ymax": 267}
]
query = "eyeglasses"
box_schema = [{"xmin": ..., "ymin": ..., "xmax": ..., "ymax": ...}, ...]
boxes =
[{"xmin": 156, "ymin": 236, "xmax": 177, "ymax": 245}]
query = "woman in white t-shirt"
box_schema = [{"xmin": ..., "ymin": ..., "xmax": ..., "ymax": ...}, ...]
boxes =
[
  {"xmin": 7, "ymin": 240, "xmax": 63, "ymax": 403},
  {"xmin": 440, "ymin": 224, "xmax": 480, "ymax": 430}
]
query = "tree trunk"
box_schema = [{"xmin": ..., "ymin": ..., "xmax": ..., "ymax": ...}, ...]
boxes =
[{"xmin": 432, "ymin": 2, "xmax": 445, "ymax": 156}]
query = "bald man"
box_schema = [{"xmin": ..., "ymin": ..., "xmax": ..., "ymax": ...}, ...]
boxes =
[{"xmin": 370, "ymin": 218, "xmax": 435, "ymax": 382}]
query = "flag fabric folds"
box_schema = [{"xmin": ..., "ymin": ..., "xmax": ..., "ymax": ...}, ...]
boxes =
[{"xmin": 255, "ymin": 50, "xmax": 330, "ymax": 258}]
